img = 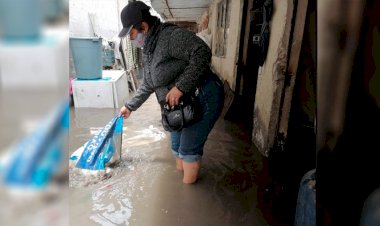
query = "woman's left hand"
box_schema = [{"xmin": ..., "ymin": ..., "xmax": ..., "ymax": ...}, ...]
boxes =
[{"xmin": 166, "ymin": 86, "xmax": 183, "ymax": 107}]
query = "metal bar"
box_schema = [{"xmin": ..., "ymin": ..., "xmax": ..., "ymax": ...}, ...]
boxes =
[
  {"xmin": 168, "ymin": 7, "xmax": 208, "ymax": 9},
  {"xmin": 164, "ymin": 0, "xmax": 173, "ymax": 18}
]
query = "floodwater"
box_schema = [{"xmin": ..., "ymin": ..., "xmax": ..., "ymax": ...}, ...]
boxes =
[
  {"xmin": 69, "ymin": 95, "xmax": 267, "ymax": 226},
  {"xmin": 0, "ymin": 90, "xmax": 68, "ymax": 226}
]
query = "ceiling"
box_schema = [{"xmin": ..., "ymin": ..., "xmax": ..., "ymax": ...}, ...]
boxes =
[{"xmin": 150, "ymin": 0, "xmax": 213, "ymax": 22}]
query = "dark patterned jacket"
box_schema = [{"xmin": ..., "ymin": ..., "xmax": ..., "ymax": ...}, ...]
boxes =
[{"xmin": 125, "ymin": 20, "xmax": 212, "ymax": 111}]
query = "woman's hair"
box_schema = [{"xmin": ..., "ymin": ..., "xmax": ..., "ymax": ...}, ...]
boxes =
[{"xmin": 134, "ymin": 9, "xmax": 159, "ymax": 31}]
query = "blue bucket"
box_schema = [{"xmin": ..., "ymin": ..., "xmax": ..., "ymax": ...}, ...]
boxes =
[
  {"xmin": 70, "ymin": 37, "xmax": 103, "ymax": 80},
  {"xmin": 0, "ymin": 0, "xmax": 42, "ymax": 40},
  {"xmin": 41, "ymin": 0, "xmax": 64, "ymax": 21},
  {"xmin": 103, "ymin": 49, "xmax": 115, "ymax": 67}
]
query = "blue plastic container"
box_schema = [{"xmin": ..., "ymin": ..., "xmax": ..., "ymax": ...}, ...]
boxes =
[
  {"xmin": 41, "ymin": 0, "xmax": 63, "ymax": 21},
  {"xmin": 70, "ymin": 37, "xmax": 103, "ymax": 80},
  {"xmin": 0, "ymin": 0, "xmax": 42, "ymax": 40},
  {"xmin": 103, "ymin": 49, "xmax": 115, "ymax": 67}
]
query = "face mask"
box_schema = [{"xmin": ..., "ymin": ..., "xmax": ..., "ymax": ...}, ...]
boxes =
[{"xmin": 131, "ymin": 32, "xmax": 146, "ymax": 48}]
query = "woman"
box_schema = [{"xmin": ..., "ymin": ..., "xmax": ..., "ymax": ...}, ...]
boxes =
[{"xmin": 118, "ymin": 1, "xmax": 224, "ymax": 184}]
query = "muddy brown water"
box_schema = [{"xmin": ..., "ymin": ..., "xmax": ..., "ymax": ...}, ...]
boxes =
[
  {"xmin": 0, "ymin": 90, "xmax": 68, "ymax": 226},
  {"xmin": 69, "ymin": 96, "xmax": 267, "ymax": 226}
]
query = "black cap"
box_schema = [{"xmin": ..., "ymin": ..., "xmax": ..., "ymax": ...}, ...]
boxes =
[{"xmin": 118, "ymin": 1, "xmax": 150, "ymax": 37}]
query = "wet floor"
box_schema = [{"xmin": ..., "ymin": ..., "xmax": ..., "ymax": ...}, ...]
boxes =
[{"xmin": 69, "ymin": 95, "xmax": 268, "ymax": 226}]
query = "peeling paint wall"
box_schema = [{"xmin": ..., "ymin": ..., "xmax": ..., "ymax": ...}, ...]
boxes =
[
  {"xmin": 252, "ymin": 0, "xmax": 293, "ymax": 156},
  {"xmin": 209, "ymin": 0, "xmax": 244, "ymax": 90}
]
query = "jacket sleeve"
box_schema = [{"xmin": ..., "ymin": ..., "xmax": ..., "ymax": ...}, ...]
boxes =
[
  {"xmin": 125, "ymin": 73, "xmax": 154, "ymax": 111},
  {"xmin": 168, "ymin": 28, "xmax": 212, "ymax": 93}
]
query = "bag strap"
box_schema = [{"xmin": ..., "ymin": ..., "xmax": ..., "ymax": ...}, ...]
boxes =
[{"xmin": 179, "ymin": 102, "xmax": 185, "ymax": 129}]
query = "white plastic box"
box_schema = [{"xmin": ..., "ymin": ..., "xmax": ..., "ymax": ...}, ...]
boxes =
[
  {"xmin": 72, "ymin": 70, "xmax": 128, "ymax": 108},
  {"xmin": 0, "ymin": 27, "xmax": 69, "ymax": 90}
]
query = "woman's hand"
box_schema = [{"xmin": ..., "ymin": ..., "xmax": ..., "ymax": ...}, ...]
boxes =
[
  {"xmin": 119, "ymin": 106, "xmax": 131, "ymax": 119},
  {"xmin": 165, "ymin": 86, "xmax": 183, "ymax": 107}
]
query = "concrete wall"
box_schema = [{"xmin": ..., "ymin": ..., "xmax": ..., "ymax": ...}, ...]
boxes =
[
  {"xmin": 252, "ymin": 0, "xmax": 294, "ymax": 156},
  {"xmin": 69, "ymin": 0, "xmax": 128, "ymax": 39},
  {"xmin": 209, "ymin": 0, "xmax": 244, "ymax": 90},
  {"xmin": 69, "ymin": 0, "xmax": 161, "ymax": 40}
]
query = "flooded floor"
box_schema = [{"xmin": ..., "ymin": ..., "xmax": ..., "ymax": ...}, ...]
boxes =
[
  {"xmin": 69, "ymin": 95, "xmax": 268, "ymax": 226},
  {"xmin": 0, "ymin": 90, "xmax": 68, "ymax": 226}
]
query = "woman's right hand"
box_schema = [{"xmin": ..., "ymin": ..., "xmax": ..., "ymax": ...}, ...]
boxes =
[{"xmin": 119, "ymin": 106, "xmax": 131, "ymax": 119}]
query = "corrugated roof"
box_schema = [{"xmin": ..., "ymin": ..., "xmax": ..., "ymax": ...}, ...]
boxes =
[{"xmin": 150, "ymin": 0, "xmax": 212, "ymax": 22}]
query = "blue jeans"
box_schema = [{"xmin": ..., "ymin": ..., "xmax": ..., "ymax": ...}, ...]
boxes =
[
  {"xmin": 294, "ymin": 169, "xmax": 316, "ymax": 226},
  {"xmin": 171, "ymin": 73, "xmax": 224, "ymax": 163},
  {"xmin": 360, "ymin": 188, "xmax": 380, "ymax": 226}
]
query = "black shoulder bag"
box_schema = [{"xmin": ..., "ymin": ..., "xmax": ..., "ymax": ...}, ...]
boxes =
[{"xmin": 161, "ymin": 88, "xmax": 201, "ymax": 132}]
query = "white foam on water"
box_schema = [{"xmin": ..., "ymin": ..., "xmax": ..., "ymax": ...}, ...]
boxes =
[{"xmin": 124, "ymin": 125, "xmax": 166, "ymax": 147}]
